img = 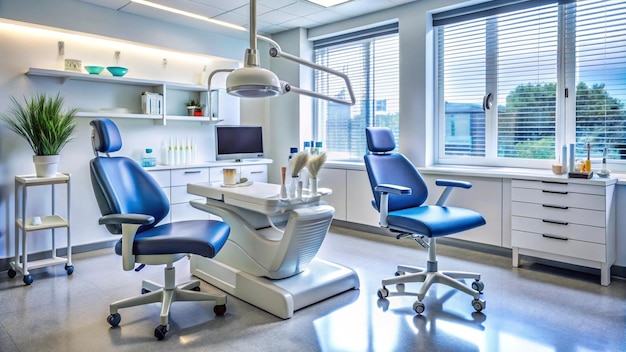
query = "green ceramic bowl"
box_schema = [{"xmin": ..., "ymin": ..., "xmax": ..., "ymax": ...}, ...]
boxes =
[
  {"xmin": 84, "ymin": 66, "xmax": 104, "ymax": 75},
  {"xmin": 106, "ymin": 66, "xmax": 128, "ymax": 77}
]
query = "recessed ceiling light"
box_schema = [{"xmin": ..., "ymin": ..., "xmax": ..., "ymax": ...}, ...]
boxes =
[
  {"xmin": 306, "ymin": 0, "xmax": 352, "ymax": 8},
  {"xmin": 131, "ymin": 0, "xmax": 246, "ymax": 31}
]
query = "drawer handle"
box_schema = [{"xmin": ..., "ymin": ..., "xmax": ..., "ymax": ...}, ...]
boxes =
[
  {"xmin": 542, "ymin": 219, "xmax": 568, "ymax": 226},
  {"xmin": 542, "ymin": 234, "xmax": 568, "ymax": 241},
  {"xmin": 542, "ymin": 204, "xmax": 568, "ymax": 210},
  {"xmin": 184, "ymin": 170, "xmax": 202, "ymax": 174},
  {"xmin": 542, "ymin": 190, "xmax": 568, "ymax": 195},
  {"xmin": 250, "ymin": 171, "xmax": 264, "ymax": 174},
  {"xmin": 541, "ymin": 181, "xmax": 568, "ymax": 185}
]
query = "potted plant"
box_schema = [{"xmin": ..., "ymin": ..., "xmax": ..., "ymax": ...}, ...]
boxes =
[
  {"xmin": 1, "ymin": 93, "xmax": 77, "ymax": 177},
  {"xmin": 186, "ymin": 99, "xmax": 202, "ymax": 116}
]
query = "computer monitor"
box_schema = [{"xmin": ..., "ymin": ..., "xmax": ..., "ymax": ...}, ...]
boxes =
[{"xmin": 215, "ymin": 125, "xmax": 264, "ymax": 162}]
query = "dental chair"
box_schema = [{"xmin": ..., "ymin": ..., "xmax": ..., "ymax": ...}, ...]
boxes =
[
  {"xmin": 364, "ymin": 127, "xmax": 487, "ymax": 315},
  {"xmin": 89, "ymin": 118, "xmax": 230, "ymax": 340}
]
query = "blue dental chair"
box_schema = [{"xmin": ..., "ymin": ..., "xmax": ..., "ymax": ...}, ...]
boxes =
[
  {"xmin": 364, "ymin": 127, "xmax": 486, "ymax": 315},
  {"xmin": 89, "ymin": 118, "xmax": 230, "ymax": 340}
]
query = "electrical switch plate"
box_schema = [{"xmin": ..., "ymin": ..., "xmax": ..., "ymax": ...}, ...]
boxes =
[{"xmin": 64, "ymin": 59, "xmax": 82, "ymax": 72}]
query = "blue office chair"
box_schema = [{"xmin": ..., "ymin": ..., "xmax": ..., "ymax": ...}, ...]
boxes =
[
  {"xmin": 364, "ymin": 127, "xmax": 487, "ymax": 315},
  {"xmin": 89, "ymin": 118, "xmax": 230, "ymax": 340}
]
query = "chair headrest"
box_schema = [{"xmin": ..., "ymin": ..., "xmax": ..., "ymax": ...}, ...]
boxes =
[
  {"xmin": 90, "ymin": 118, "xmax": 122, "ymax": 154},
  {"xmin": 366, "ymin": 127, "xmax": 395, "ymax": 153}
]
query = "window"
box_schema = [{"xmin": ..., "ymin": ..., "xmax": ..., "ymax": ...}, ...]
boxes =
[
  {"xmin": 313, "ymin": 23, "xmax": 399, "ymax": 161},
  {"xmin": 435, "ymin": 0, "xmax": 626, "ymax": 167}
]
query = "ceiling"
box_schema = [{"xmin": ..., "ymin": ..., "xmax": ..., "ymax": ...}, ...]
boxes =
[{"xmin": 78, "ymin": 0, "xmax": 417, "ymax": 36}]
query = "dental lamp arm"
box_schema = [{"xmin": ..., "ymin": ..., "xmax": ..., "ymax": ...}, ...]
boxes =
[{"xmin": 259, "ymin": 35, "xmax": 356, "ymax": 106}]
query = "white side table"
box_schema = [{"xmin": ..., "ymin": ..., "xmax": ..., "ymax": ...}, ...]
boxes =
[{"xmin": 9, "ymin": 173, "xmax": 73, "ymax": 285}]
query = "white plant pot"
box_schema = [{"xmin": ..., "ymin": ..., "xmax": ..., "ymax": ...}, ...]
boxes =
[{"xmin": 33, "ymin": 155, "xmax": 60, "ymax": 177}]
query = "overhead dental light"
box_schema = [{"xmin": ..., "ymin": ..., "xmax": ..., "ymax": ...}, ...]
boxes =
[{"xmin": 225, "ymin": 0, "xmax": 355, "ymax": 105}]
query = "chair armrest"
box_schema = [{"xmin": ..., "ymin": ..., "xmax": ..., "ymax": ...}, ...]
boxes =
[
  {"xmin": 435, "ymin": 179, "xmax": 472, "ymax": 189},
  {"xmin": 98, "ymin": 213, "xmax": 155, "ymax": 271},
  {"xmin": 374, "ymin": 184, "xmax": 411, "ymax": 228},
  {"xmin": 98, "ymin": 213, "xmax": 155, "ymax": 226},
  {"xmin": 375, "ymin": 184, "xmax": 412, "ymax": 195},
  {"xmin": 435, "ymin": 179, "xmax": 473, "ymax": 206}
]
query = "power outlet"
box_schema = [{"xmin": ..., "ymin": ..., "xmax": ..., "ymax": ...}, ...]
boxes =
[{"xmin": 64, "ymin": 59, "xmax": 82, "ymax": 72}]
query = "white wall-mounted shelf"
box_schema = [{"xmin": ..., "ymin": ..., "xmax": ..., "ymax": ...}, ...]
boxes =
[{"xmin": 25, "ymin": 68, "xmax": 230, "ymax": 125}]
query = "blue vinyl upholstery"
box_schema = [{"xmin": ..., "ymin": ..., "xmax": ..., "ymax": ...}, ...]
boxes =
[
  {"xmin": 88, "ymin": 118, "xmax": 230, "ymax": 338},
  {"xmin": 364, "ymin": 127, "xmax": 487, "ymax": 315},
  {"xmin": 364, "ymin": 127, "xmax": 485, "ymax": 236},
  {"xmin": 89, "ymin": 118, "xmax": 229, "ymax": 256}
]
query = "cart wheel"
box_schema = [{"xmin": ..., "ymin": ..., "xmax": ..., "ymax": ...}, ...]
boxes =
[
  {"xmin": 7, "ymin": 269, "xmax": 16, "ymax": 278},
  {"xmin": 154, "ymin": 324, "xmax": 169, "ymax": 340},
  {"xmin": 107, "ymin": 313, "xmax": 121, "ymax": 327},
  {"xmin": 65, "ymin": 264, "xmax": 74, "ymax": 275},
  {"xmin": 214, "ymin": 304, "xmax": 226, "ymax": 316},
  {"xmin": 23, "ymin": 275, "xmax": 33, "ymax": 285}
]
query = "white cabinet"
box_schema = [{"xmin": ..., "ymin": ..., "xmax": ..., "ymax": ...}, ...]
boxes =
[
  {"xmin": 168, "ymin": 168, "xmax": 211, "ymax": 222},
  {"xmin": 346, "ymin": 170, "xmax": 380, "ymax": 227},
  {"xmin": 25, "ymin": 68, "xmax": 239, "ymax": 124},
  {"xmin": 149, "ymin": 162, "xmax": 269, "ymax": 223},
  {"xmin": 318, "ymin": 168, "xmax": 347, "ymax": 221},
  {"xmin": 511, "ymin": 178, "xmax": 616, "ymax": 286},
  {"xmin": 209, "ymin": 164, "xmax": 268, "ymax": 183},
  {"xmin": 422, "ymin": 174, "xmax": 504, "ymax": 247}
]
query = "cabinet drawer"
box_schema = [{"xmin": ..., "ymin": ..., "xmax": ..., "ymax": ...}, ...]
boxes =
[
  {"xmin": 241, "ymin": 165, "xmax": 267, "ymax": 182},
  {"xmin": 170, "ymin": 203, "xmax": 210, "ymax": 222},
  {"xmin": 148, "ymin": 170, "xmax": 170, "ymax": 188},
  {"xmin": 171, "ymin": 168, "xmax": 208, "ymax": 186},
  {"xmin": 170, "ymin": 185, "xmax": 202, "ymax": 204},
  {"xmin": 512, "ymin": 179, "xmax": 604, "ymax": 196},
  {"xmin": 512, "ymin": 230, "xmax": 606, "ymax": 262},
  {"xmin": 511, "ymin": 187, "xmax": 605, "ymax": 211},
  {"xmin": 511, "ymin": 216, "xmax": 605, "ymax": 244},
  {"xmin": 512, "ymin": 201, "xmax": 605, "ymax": 227}
]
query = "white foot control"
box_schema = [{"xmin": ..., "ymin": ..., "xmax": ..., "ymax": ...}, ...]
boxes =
[{"xmin": 31, "ymin": 216, "xmax": 42, "ymax": 226}]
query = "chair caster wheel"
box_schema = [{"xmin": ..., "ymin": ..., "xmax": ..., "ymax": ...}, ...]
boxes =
[
  {"xmin": 413, "ymin": 301, "xmax": 425, "ymax": 315},
  {"xmin": 191, "ymin": 286, "xmax": 201, "ymax": 292},
  {"xmin": 395, "ymin": 271, "xmax": 405, "ymax": 276},
  {"xmin": 141, "ymin": 288, "xmax": 151, "ymax": 294},
  {"xmin": 396, "ymin": 283, "xmax": 405, "ymax": 293},
  {"xmin": 7, "ymin": 269, "xmax": 16, "ymax": 278},
  {"xmin": 23, "ymin": 275, "xmax": 33, "ymax": 285},
  {"xmin": 472, "ymin": 298, "xmax": 486, "ymax": 312},
  {"xmin": 377, "ymin": 287, "xmax": 389, "ymax": 299},
  {"xmin": 154, "ymin": 324, "xmax": 169, "ymax": 340},
  {"xmin": 65, "ymin": 264, "xmax": 74, "ymax": 275},
  {"xmin": 471, "ymin": 280, "xmax": 484, "ymax": 293},
  {"xmin": 107, "ymin": 313, "xmax": 121, "ymax": 327},
  {"xmin": 214, "ymin": 304, "xmax": 226, "ymax": 316}
]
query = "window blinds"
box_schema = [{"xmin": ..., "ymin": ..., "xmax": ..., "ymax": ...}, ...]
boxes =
[{"xmin": 313, "ymin": 23, "xmax": 399, "ymax": 161}]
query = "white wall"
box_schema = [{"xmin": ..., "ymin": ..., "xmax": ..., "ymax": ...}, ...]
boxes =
[{"xmin": 0, "ymin": 0, "xmax": 252, "ymax": 260}]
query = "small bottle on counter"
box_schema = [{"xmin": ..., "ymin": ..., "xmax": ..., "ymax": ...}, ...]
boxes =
[{"xmin": 141, "ymin": 148, "xmax": 157, "ymax": 167}]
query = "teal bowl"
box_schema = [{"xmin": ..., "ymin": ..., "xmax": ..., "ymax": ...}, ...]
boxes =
[
  {"xmin": 84, "ymin": 66, "xmax": 104, "ymax": 75},
  {"xmin": 106, "ymin": 66, "xmax": 128, "ymax": 77}
]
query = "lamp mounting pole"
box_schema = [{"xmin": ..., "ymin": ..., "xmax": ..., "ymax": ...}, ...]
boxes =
[{"xmin": 245, "ymin": 0, "xmax": 258, "ymax": 67}]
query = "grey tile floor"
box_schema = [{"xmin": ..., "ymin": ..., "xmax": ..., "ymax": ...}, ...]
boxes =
[{"xmin": 0, "ymin": 226, "xmax": 625, "ymax": 352}]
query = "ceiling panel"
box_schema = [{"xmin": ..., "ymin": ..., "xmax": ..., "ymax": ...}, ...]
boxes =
[{"xmin": 78, "ymin": 0, "xmax": 418, "ymax": 34}]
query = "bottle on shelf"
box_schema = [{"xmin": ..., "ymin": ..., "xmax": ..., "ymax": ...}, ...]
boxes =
[
  {"xmin": 313, "ymin": 141, "xmax": 323, "ymax": 155},
  {"xmin": 287, "ymin": 147, "xmax": 298, "ymax": 198},
  {"xmin": 141, "ymin": 148, "xmax": 157, "ymax": 167},
  {"xmin": 301, "ymin": 141, "xmax": 311, "ymax": 189}
]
